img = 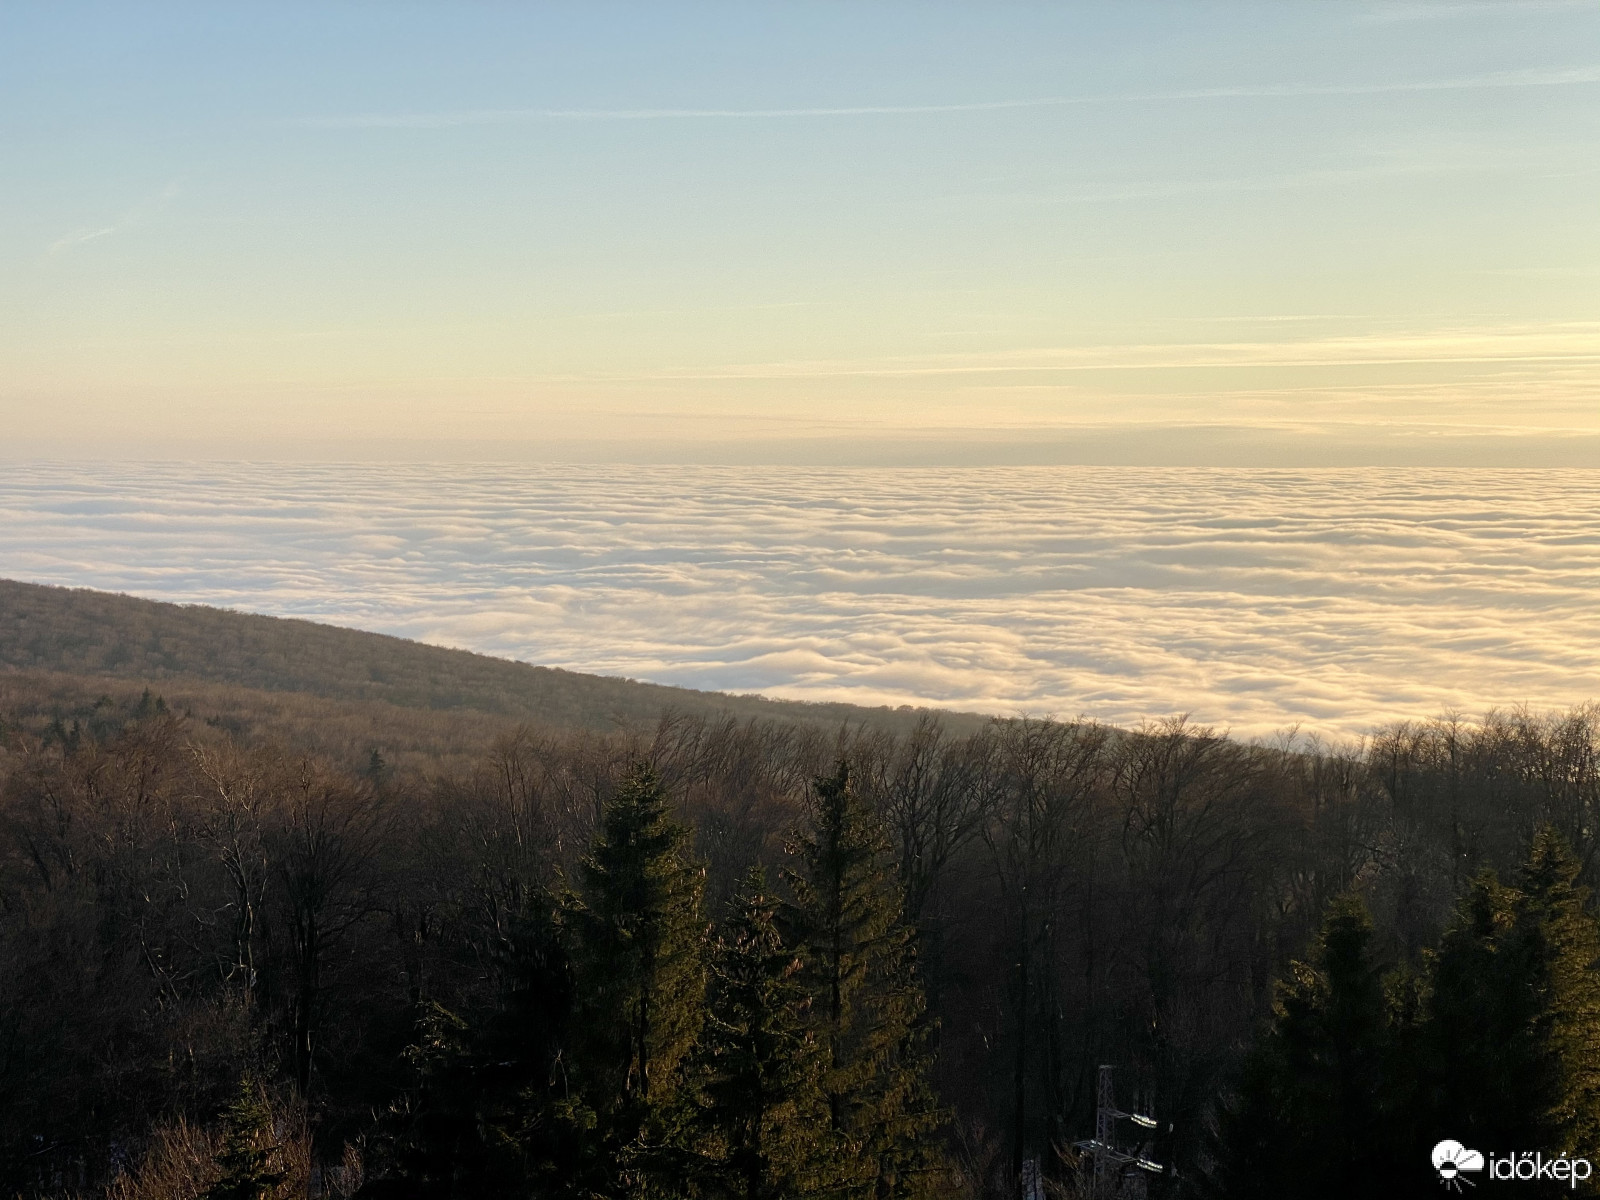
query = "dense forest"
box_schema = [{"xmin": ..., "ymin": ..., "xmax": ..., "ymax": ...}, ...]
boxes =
[{"xmin": 5, "ymin": 584, "xmax": 1600, "ymax": 1197}]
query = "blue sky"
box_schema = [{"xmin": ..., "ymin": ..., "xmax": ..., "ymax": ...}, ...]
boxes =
[{"xmin": 3, "ymin": 2, "xmax": 1598, "ymax": 462}]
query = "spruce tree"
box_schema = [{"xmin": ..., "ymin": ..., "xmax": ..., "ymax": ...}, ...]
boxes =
[
  {"xmin": 485, "ymin": 888, "xmax": 584, "ymax": 1197},
  {"xmin": 382, "ymin": 1002, "xmax": 481, "ymax": 1199},
  {"xmin": 783, "ymin": 763, "xmax": 947, "ymax": 1200},
  {"xmin": 571, "ymin": 764, "xmax": 707, "ymax": 1197},
  {"xmin": 204, "ymin": 1078, "xmax": 290, "ymax": 1200},
  {"xmin": 1428, "ymin": 868, "xmax": 1551, "ymax": 1154},
  {"xmin": 1428, "ymin": 829, "xmax": 1600, "ymax": 1171},
  {"xmin": 698, "ymin": 867, "xmax": 828, "ymax": 1200},
  {"xmin": 1517, "ymin": 828, "xmax": 1600, "ymax": 1159},
  {"xmin": 1205, "ymin": 895, "xmax": 1417, "ymax": 1199},
  {"xmin": 366, "ymin": 889, "xmax": 577, "ymax": 1200}
]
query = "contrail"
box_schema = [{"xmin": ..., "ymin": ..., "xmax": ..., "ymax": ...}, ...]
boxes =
[{"xmin": 299, "ymin": 65, "xmax": 1600, "ymax": 128}]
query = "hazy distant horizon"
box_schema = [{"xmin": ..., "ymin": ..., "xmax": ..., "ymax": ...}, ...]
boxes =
[
  {"xmin": 6, "ymin": 423, "xmax": 1600, "ymax": 469},
  {"xmin": 4, "ymin": 461, "xmax": 1597, "ymax": 741}
]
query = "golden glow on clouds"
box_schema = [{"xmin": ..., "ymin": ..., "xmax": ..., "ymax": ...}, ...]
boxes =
[{"xmin": 4, "ymin": 462, "xmax": 1598, "ymax": 737}]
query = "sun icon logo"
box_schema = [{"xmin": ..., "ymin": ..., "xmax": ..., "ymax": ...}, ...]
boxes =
[{"xmin": 1432, "ymin": 1140, "xmax": 1485, "ymax": 1190}]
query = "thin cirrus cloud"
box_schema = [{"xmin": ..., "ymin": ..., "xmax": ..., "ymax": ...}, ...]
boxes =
[
  {"xmin": 45, "ymin": 182, "xmax": 181, "ymax": 256},
  {"xmin": 295, "ymin": 65, "xmax": 1600, "ymax": 129},
  {"xmin": 522, "ymin": 325, "xmax": 1600, "ymax": 386},
  {"xmin": 1362, "ymin": 1, "xmax": 1596, "ymax": 22},
  {"xmin": 1, "ymin": 463, "xmax": 1597, "ymax": 740},
  {"xmin": 46, "ymin": 227, "xmax": 118, "ymax": 255}
]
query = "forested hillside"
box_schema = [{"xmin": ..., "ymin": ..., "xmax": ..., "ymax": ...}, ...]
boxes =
[
  {"xmin": 5, "ymin": 584, "xmax": 1600, "ymax": 1197},
  {"xmin": 0, "ymin": 579, "xmax": 978, "ymax": 737}
]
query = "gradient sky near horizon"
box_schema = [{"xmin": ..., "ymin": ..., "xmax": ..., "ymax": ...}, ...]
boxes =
[{"xmin": 4, "ymin": 2, "xmax": 1600, "ymax": 464}]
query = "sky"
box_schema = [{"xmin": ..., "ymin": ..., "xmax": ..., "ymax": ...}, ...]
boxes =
[{"xmin": 3, "ymin": 1, "xmax": 1599, "ymax": 464}]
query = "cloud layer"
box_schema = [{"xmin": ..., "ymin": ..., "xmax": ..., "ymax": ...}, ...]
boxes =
[{"xmin": 2, "ymin": 464, "xmax": 1597, "ymax": 739}]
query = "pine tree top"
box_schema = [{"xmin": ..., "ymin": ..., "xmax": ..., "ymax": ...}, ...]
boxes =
[{"xmin": 203, "ymin": 1078, "xmax": 290, "ymax": 1200}]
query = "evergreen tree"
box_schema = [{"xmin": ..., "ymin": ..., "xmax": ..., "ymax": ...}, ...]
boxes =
[
  {"xmin": 484, "ymin": 888, "xmax": 585, "ymax": 1197},
  {"xmin": 571, "ymin": 764, "xmax": 708, "ymax": 1198},
  {"xmin": 1428, "ymin": 868, "xmax": 1551, "ymax": 1155},
  {"xmin": 1205, "ymin": 895, "xmax": 1417, "ymax": 1199},
  {"xmin": 1517, "ymin": 828, "xmax": 1600, "ymax": 1160},
  {"xmin": 376, "ymin": 1002, "xmax": 482, "ymax": 1199},
  {"xmin": 1213, "ymin": 839, "xmax": 1600, "ymax": 1200},
  {"xmin": 1429, "ymin": 828, "xmax": 1600, "ymax": 1175},
  {"xmin": 204, "ymin": 1078, "xmax": 290, "ymax": 1200},
  {"xmin": 369, "ymin": 892, "xmax": 577, "ymax": 1200},
  {"xmin": 697, "ymin": 867, "xmax": 828, "ymax": 1200},
  {"xmin": 783, "ymin": 763, "xmax": 948, "ymax": 1200}
]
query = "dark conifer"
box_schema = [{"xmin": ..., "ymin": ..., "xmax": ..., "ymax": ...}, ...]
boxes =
[
  {"xmin": 697, "ymin": 867, "xmax": 828, "ymax": 1200},
  {"xmin": 486, "ymin": 889, "xmax": 584, "ymax": 1196},
  {"xmin": 366, "ymin": 890, "xmax": 578, "ymax": 1200},
  {"xmin": 203, "ymin": 1079, "xmax": 290, "ymax": 1200},
  {"xmin": 1429, "ymin": 829, "xmax": 1600, "ymax": 1171},
  {"xmin": 1428, "ymin": 868, "xmax": 1552, "ymax": 1155},
  {"xmin": 1517, "ymin": 828, "xmax": 1600, "ymax": 1158},
  {"xmin": 783, "ymin": 763, "xmax": 948, "ymax": 1200},
  {"xmin": 571, "ymin": 764, "xmax": 708, "ymax": 1197},
  {"xmin": 1205, "ymin": 895, "xmax": 1416, "ymax": 1199},
  {"xmin": 379, "ymin": 1002, "xmax": 479, "ymax": 1199}
]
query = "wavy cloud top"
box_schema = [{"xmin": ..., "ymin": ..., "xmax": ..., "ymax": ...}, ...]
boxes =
[{"xmin": 1, "ymin": 464, "xmax": 1596, "ymax": 738}]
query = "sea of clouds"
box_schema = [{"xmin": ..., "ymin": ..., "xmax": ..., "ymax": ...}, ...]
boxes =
[{"xmin": 1, "ymin": 462, "xmax": 1597, "ymax": 739}]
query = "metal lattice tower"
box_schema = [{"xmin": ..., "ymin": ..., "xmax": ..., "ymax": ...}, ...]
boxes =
[
  {"xmin": 1072, "ymin": 1064, "xmax": 1164, "ymax": 1198},
  {"xmin": 1095, "ymin": 1066, "xmax": 1117, "ymax": 1193}
]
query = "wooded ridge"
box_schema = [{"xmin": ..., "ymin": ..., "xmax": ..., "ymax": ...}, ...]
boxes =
[{"xmin": 0, "ymin": 579, "xmax": 983, "ymax": 738}]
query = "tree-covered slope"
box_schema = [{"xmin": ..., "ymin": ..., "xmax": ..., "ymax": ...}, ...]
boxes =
[{"xmin": 0, "ymin": 578, "xmax": 981, "ymax": 735}]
